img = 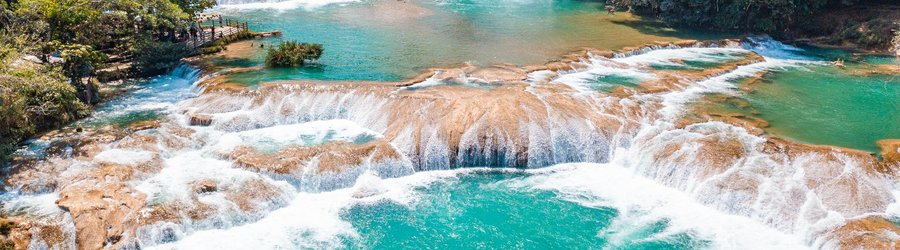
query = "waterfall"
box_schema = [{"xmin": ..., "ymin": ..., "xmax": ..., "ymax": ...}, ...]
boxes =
[{"xmin": 3, "ymin": 37, "xmax": 896, "ymax": 249}]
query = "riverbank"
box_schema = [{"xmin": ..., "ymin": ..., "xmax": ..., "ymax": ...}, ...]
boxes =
[{"xmin": 610, "ymin": 0, "xmax": 900, "ymax": 56}]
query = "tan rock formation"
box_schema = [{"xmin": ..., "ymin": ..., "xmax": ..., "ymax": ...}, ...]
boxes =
[
  {"xmin": 230, "ymin": 139, "xmax": 404, "ymax": 174},
  {"xmin": 56, "ymin": 182, "xmax": 147, "ymax": 249},
  {"xmin": 189, "ymin": 114, "xmax": 213, "ymax": 126},
  {"xmin": 825, "ymin": 216, "xmax": 900, "ymax": 250},
  {"xmin": 878, "ymin": 139, "xmax": 900, "ymax": 164}
]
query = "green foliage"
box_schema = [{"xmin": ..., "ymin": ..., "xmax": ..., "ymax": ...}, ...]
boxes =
[
  {"xmin": 0, "ymin": 35, "xmax": 90, "ymax": 161},
  {"xmin": 0, "ymin": 0, "xmax": 220, "ymax": 161},
  {"xmin": 170, "ymin": 0, "xmax": 217, "ymax": 17},
  {"xmin": 0, "ymin": 65, "xmax": 89, "ymax": 161},
  {"xmin": 131, "ymin": 39, "xmax": 193, "ymax": 76},
  {"xmin": 14, "ymin": 0, "xmax": 191, "ymax": 48},
  {"xmin": 55, "ymin": 43, "xmax": 107, "ymax": 84},
  {"xmin": 612, "ymin": 0, "xmax": 832, "ymax": 33},
  {"xmin": 836, "ymin": 19, "xmax": 898, "ymax": 49},
  {"xmin": 265, "ymin": 41, "xmax": 324, "ymax": 67}
]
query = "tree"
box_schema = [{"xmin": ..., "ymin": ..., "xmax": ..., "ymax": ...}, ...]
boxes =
[
  {"xmin": 170, "ymin": 0, "xmax": 216, "ymax": 17},
  {"xmin": 0, "ymin": 40, "xmax": 89, "ymax": 160},
  {"xmin": 265, "ymin": 41, "xmax": 324, "ymax": 67},
  {"xmin": 15, "ymin": 0, "xmax": 190, "ymax": 50},
  {"xmin": 131, "ymin": 39, "xmax": 193, "ymax": 76}
]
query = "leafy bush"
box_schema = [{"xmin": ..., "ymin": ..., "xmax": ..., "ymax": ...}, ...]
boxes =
[
  {"xmin": 0, "ymin": 65, "xmax": 90, "ymax": 160},
  {"xmin": 131, "ymin": 39, "xmax": 194, "ymax": 76},
  {"xmin": 265, "ymin": 41, "xmax": 323, "ymax": 67}
]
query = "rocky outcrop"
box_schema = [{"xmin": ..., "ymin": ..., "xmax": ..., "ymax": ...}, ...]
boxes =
[
  {"xmin": 189, "ymin": 114, "xmax": 213, "ymax": 126},
  {"xmin": 821, "ymin": 216, "xmax": 900, "ymax": 250},
  {"xmin": 230, "ymin": 140, "xmax": 404, "ymax": 175},
  {"xmin": 878, "ymin": 139, "xmax": 900, "ymax": 164},
  {"xmin": 0, "ymin": 217, "xmax": 34, "ymax": 250},
  {"xmin": 56, "ymin": 182, "xmax": 147, "ymax": 250}
]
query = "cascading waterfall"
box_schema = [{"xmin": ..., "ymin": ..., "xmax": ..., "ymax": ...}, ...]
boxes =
[{"xmin": 2, "ymin": 37, "xmax": 897, "ymax": 249}]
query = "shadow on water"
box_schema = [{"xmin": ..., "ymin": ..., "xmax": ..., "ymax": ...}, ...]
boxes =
[{"xmin": 609, "ymin": 19, "xmax": 733, "ymax": 40}]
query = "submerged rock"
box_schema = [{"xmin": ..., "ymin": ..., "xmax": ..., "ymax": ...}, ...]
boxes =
[
  {"xmin": 189, "ymin": 114, "xmax": 213, "ymax": 126},
  {"xmin": 194, "ymin": 180, "xmax": 218, "ymax": 193},
  {"xmin": 877, "ymin": 139, "xmax": 900, "ymax": 164}
]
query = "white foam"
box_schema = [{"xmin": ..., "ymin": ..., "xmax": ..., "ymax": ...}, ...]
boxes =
[
  {"xmin": 551, "ymin": 61, "xmax": 655, "ymax": 93},
  {"xmin": 515, "ymin": 163, "xmax": 810, "ymax": 249},
  {"xmin": 145, "ymin": 168, "xmax": 456, "ymax": 249},
  {"xmin": 210, "ymin": 119, "xmax": 383, "ymax": 153},
  {"xmin": 147, "ymin": 164, "xmax": 811, "ymax": 249},
  {"xmin": 94, "ymin": 149, "xmax": 156, "ymax": 165},
  {"xmin": 398, "ymin": 73, "xmax": 443, "ymax": 91},
  {"xmin": 613, "ymin": 47, "xmax": 748, "ymax": 67}
]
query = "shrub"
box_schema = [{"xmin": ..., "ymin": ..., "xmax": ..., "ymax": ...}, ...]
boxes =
[
  {"xmin": 131, "ymin": 40, "xmax": 194, "ymax": 76},
  {"xmin": 0, "ymin": 66, "xmax": 89, "ymax": 161},
  {"xmin": 265, "ymin": 41, "xmax": 323, "ymax": 67}
]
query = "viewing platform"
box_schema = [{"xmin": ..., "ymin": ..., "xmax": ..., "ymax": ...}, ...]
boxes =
[{"xmin": 181, "ymin": 13, "xmax": 282, "ymax": 49}]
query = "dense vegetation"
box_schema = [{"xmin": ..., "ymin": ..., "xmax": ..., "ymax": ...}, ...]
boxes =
[
  {"xmin": 0, "ymin": 0, "xmax": 215, "ymax": 161},
  {"xmin": 265, "ymin": 41, "xmax": 324, "ymax": 67},
  {"xmin": 0, "ymin": 38, "xmax": 90, "ymax": 161},
  {"xmin": 609, "ymin": 0, "xmax": 899, "ymax": 50}
]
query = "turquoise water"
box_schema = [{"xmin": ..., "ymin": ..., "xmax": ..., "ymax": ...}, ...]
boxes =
[
  {"xmin": 717, "ymin": 54, "xmax": 900, "ymax": 152},
  {"xmin": 78, "ymin": 65, "xmax": 200, "ymax": 128},
  {"xmin": 585, "ymin": 74, "xmax": 643, "ymax": 92},
  {"xmin": 216, "ymin": 0, "xmax": 728, "ymax": 84},
  {"xmin": 343, "ymin": 171, "xmax": 708, "ymax": 249}
]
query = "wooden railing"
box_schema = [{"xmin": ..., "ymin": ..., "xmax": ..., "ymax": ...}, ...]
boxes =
[{"xmin": 181, "ymin": 18, "xmax": 251, "ymax": 49}]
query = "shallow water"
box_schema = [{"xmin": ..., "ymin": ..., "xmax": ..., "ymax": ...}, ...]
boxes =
[
  {"xmin": 214, "ymin": 0, "xmax": 728, "ymax": 83},
  {"xmin": 77, "ymin": 65, "xmax": 201, "ymax": 127},
  {"xmin": 342, "ymin": 171, "xmax": 714, "ymax": 249},
  {"xmin": 710, "ymin": 49, "xmax": 900, "ymax": 152}
]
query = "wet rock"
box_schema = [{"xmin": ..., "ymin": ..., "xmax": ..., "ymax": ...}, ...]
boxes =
[
  {"xmin": 877, "ymin": 139, "xmax": 900, "ymax": 164},
  {"xmin": 673, "ymin": 39, "xmax": 700, "ymax": 47},
  {"xmin": 189, "ymin": 114, "xmax": 213, "ymax": 126},
  {"xmin": 202, "ymin": 82, "xmax": 250, "ymax": 93},
  {"xmin": 4, "ymin": 158, "xmax": 72, "ymax": 193},
  {"xmin": 56, "ymin": 182, "xmax": 147, "ymax": 250},
  {"xmin": 115, "ymin": 134, "xmax": 159, "ymax": 152},
  {"xmin": 230, "ymin": 140, "xmax": 404, "ymax": 175},
  {"xmin": 224, "ymin": 179, "xmax": 283, "ymax": 212},
  {"xmin": 0, "ymin": 217, "xmax": 29, "ymax": 250},
  {"xmin": 195, "ymin": 180, "xmax": 218, "ymax": 193},
  {"xmin": 126, "ymin": 120, "xmax": 161, "ymax": 132},
  {"xmin": 824, "ymin": 216, "xmax": 900, "ymax": 250}
]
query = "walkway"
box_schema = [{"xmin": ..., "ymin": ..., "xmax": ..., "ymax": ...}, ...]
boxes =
[{"xmin": 183, "ymin": 25, "xmax": 246, "ymax": 49}]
